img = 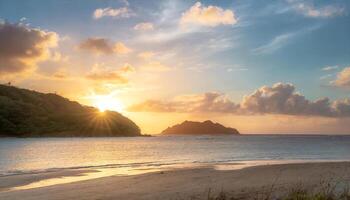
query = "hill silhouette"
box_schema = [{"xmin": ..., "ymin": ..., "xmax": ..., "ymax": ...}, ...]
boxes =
[
  {"xmin": 161, "ymin": 120, "xmax": 240, "ymax": 135},
  {"xmin": 0, "ymin": 84, "xmax": 141, "ymax": 137}
]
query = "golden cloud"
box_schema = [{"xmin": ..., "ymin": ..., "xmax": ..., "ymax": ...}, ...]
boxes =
[
  {"xmin": 114, "ymin": 42, "xmax": 132, "ymax": 54},
  {"xmin": 85, "ymin": 63, "xmax": 134, "ymax": 84},
  {"xmin": 138, "ymin": 51, "xmax": 155, "ymax": 59},
  {"xmin": 37, "ymin": 51, "xmax": 70, "ymax": 79},
  {"xmin": 120, "ymin": 63, "xmax": 135, "ymax": 73},
  {"xmin": 180, "ymin": 2, "xmax": 237, "ymax": 27},
  {"xmin": 78, "ymin": 38, "xmax": 131, "ymax": 55},
  {"xmin": 86, "ymin": 72, "xmax": 128, "ymax": 83},
  {"xmin": 53, "ymin": 71, "xmax": 68, "ymax": 79},
  {"xmin": 333, "ymin": 67, "xmax": 350, "ymax": 88},
  {"xmin": 128, "ymin": 92, "xmax": 238, "ymax": 113},
  {"xmin": 142, "ymin": 61, "xmax": 171, "ymax": 71}
]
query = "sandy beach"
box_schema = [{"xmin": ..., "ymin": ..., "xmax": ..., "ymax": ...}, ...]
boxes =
[{"xmin": 0, "ymin": 161, "xmax": 349, "ymax": 200}]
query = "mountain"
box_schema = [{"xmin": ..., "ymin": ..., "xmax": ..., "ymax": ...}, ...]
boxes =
[
  {"xmin": 0, "ymin": 84, "xmax": 141, "ymax": 137},
  {"xmin": 161, "ymin": 120, "xmax": 240, "ymax": 135}
]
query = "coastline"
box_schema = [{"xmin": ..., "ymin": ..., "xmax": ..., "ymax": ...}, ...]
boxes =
[{"xmin": 1, "ymin": 161, "xmax": 350, "ymax": 200}]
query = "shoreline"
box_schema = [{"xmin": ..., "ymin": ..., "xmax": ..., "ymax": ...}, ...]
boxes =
[
  {"xmin": 1, "ymin": 160, "xmax": 350, "ymax": 199},
  {"xmin": 2, "ymin": 134, "xmax": 350, "ymax": 138},
  {"xmin": 2, "ymin": 158, "xmax": 349, "ymax": 176}
]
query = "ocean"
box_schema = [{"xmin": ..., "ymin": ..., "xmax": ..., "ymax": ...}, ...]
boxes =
[{"xmin": 1, "ymin": 135, "xmax": 350, "ymax": 176}]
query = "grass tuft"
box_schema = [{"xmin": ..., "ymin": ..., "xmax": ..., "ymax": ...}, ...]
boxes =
[{"xmin": 195, "ymin": 179, "xmax": 350, "ymax": 200}]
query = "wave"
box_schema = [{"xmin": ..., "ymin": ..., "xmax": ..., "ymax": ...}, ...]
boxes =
[
  {"xmin": 2, "ymin": 157, "xmax": 343, "ymax": 177},
  {"xmin": 0, "ymin": 159, "xmax": 190, "ymax": 177}
]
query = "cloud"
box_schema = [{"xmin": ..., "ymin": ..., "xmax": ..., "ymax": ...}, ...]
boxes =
[
  {"xmin": 333, "ymin": 67, "xmax": 350, "ymax": 88},
  {"xmin": 37, "ymin": 51, "xmax": 70, "ymax": 78},
  {"xmin": 78, "ymin": 38, "xmax": 131, "ymax": 55},
  {"xmin": 142, "ymin": 61, "xmax": 172, "ymax": 71},
  {"xmin": 128, "ymin": 100, "xmax": 177, "ymax": 112},
  {"xmin": 0, "ymin": 22, "xmax": 58, "ymax": 76},
  {"xmin": 332, "ymin": 99, "xmax": 350, "ymax": 117},
  {"xmin": 53, "ymin": 71, "xmax": 67, "ymax": 79},
  {"xmin": 86, "ymin": 71, "xmax": 128, "ymax": 83},
  {"xmin": 138, "ymin": 51, "xmax": 155, "ymax": 59},
  {"xmin": 252, "ymin": 32, "xmax": 297, "ymax": 54},
  {"xmin": 227, "ymin": 67, "xmax": 248, "ymax": 72},
  {"xmin": 128, "ymin": 92, "xmax": 239, "ymax": 113},
  {"xmin": 129, "ymin": 82, "xmax": 350, "ymax": 118},
  {"xmin": 252, "ymin": 26, "xmax": 319, "ymax": 54},
  {"xmin": 322, "ymin": 65, "xmax": 338, "ymax": 71},
  {"xmin": 120, "ymin": 0, "xmax": 129, "ymax": 6},
  {"xmin": 180, "ymin": 2, "xmax": 237, "ymax": 27},
  {"xmin": 120, "ymin": 63, "xmax": 135, "ymax": 73},
  {"xmin": 320, "ymin": 74, "xmax": 333, "ymax": 80},
  {"xmin": 93, "ymin": 7, "xmax": 134, "ymax": 19},
  {"xmin": 134, "ymin": 22, "xmax": 154, "ymax": 31},
  {"xmin": 114, "ymin": 42, "xmax": 132, "ymax": 54},
  {"xmin": 86, "ymin": 63, "xmax": 134, "ymax": 84},
  {"xmin": 79, "ymin": 38, "xmax": 114, "ymax": 54},
  {"xmin": 288, "ymin": 0, "xmax": 345, "ymax": 18},
  {"xmin": 240, "ymin": 83, "xmax": 333, "ymax": 116}
]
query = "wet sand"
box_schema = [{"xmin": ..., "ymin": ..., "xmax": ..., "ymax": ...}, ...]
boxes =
[{"xmin": 0, "ymin": 162, "xmax": 349, "ymax": 200}]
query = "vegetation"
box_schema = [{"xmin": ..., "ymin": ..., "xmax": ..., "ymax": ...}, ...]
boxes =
[
  {"xmin": 200, "ymin": 187, "xmax": 350, "ymax": 200},
  {"xmin": 186, "ymin": 180, "xmax": 350, "ymax": 200},
  {"xmin": 0, "ymin": 84, "xmax": 141, "ymax": 137},
  {"xmin": 162, "ymin": 120, "xmax": 240, "ymax": 135}
]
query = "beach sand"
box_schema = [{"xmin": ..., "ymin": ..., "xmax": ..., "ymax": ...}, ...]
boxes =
[{"xmin": 0, "ymin": 162, "xmax": 350, "ymax": 200}]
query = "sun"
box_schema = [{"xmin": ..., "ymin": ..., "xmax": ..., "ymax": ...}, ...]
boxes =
[{"xmin": 93, "ymin": 95, "xmax": 124, "ymax": 113}]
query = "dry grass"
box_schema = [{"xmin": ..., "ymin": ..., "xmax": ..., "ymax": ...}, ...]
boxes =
[{"xmin": 186, "ymin": 179, "xmax": 350, "ymax": 200}]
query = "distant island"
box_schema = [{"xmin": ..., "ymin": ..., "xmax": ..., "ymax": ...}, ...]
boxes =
[
  {"xmin": 161, "ymin": 120, "xmax": 240, "ymax": 135},
  {"xmin": 0, "ymin": 84, "xmax": 141, "ymax": 137}
]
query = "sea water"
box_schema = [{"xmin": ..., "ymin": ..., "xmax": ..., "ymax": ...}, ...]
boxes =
[{"xmin": 0, "ymin": 135, "xmax": 350, "ymax": 176}]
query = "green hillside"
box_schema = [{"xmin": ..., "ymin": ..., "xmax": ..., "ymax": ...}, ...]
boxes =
[{"xmin": 0, "ymin": 84, "xmax": 141, "ymax": 137}]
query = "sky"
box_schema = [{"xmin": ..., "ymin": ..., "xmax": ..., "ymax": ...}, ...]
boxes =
[{"xmin": 0, "ymin": 0, "xmax": 350, "ymax": 134}]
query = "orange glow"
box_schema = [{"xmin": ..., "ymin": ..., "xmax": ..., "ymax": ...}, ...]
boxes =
[{"xmin": 91, "ymin": 95, "xmax": 124, "ymax": 113}]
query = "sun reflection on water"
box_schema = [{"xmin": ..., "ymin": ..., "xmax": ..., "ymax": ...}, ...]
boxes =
[{"xmin": 9, "ymin": 167, "xmax": 163, "ymax": 191}]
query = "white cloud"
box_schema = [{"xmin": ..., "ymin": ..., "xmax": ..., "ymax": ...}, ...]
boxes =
[
  {"xmin": 134, "ymin": 22, "xmax": 154, "ymax": 31},
  {"xmin": 320, "ymin": 74, "xmax": 333, "ymax": 80},
  {"xmin": 227, "ymin": 67, "xmax": 248, "ymax": 72},
  {"xmin": 253, "ymin": 25, "xmax": 319, "ymax": 54},
  {"xmin": 119, "ymin": 0, "xmax": 129, "ymax": 6},
  {"xmin": 180, "ymin": 2, "xmax": 237, "ymax": 27},
  {"xmin": 252, "ymin": 32, "xmax": 296, "ymax": 54},
  {"xmin": 93, "ymin": 7, "xmax": 134, "ymax": 19},
  {"xmin": 322, "ymin": 65, "xmax": 338, "ymax": 71},
  {"xmin": 288, "ymin": 0, "xmax": 345, "ymax": 18}
]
